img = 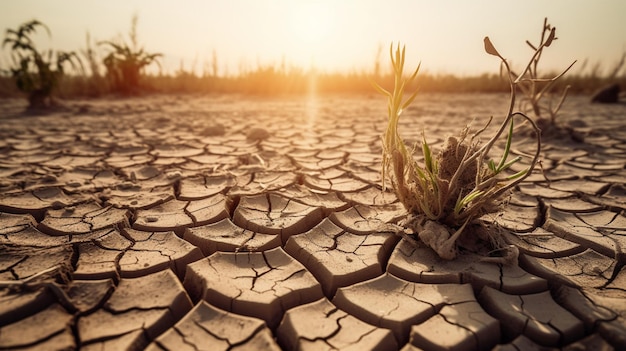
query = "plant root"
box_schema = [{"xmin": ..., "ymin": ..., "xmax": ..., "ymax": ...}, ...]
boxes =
[
  {"xmin": 480, "ymin": 245, "xmax": 520, "ymax": 266},
  {"xmin": 398, "ymin": 214, "xmax": 518, "ymax": 264},
  {"xmin": 418, "ymin": 220, "xmax": 459, "ymax": 260}
]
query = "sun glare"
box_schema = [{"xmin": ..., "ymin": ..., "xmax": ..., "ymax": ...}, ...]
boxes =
[
  {"xmin": 287, "ymin": 2, "xmax": 336, "ymax": 66},
  {"xmin": 290, "ymin": 2, "xmax": 333, "ymax": 43}
]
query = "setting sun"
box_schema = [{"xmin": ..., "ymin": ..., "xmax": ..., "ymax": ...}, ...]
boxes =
[
  {"xmin": 1, "ymin": 1, "xmax": 626, "ymax": 350},
  {"xmin": 2, "ymin": 0, "xmax": 625, "ymax": 76},
  {"xmin": 286, "ymin": 1, "xmax": 337, "ymax": 67},
  {"xmin": 289, "ymin": 2, "xmax": 334, "ymax": 44}
]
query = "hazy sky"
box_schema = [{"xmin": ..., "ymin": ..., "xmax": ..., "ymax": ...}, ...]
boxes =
[{"xmin": 1, "ymin": 0, "xmax": 625, "ymax": 76}]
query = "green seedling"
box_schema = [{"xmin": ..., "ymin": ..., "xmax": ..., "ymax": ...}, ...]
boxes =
[
  {"xmin": 2, "ymin": 20, "xmax": 82, "ymax": 108},
  {"xmin": 373, "ymin": 42, "xmax": 542, "ymax": 260},
  {"xmin": 502, "ymin": 18, "xmax": 576, "ymax": 126},
  {"xmin": 99, "ymin": 15, "xmax": 161, "ymax": 94}
]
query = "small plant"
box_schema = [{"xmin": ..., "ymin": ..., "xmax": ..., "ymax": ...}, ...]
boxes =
[
  {"xmin": 78, "ymin": 32, "xmax": 107, "ymax": 97},
  {"xmin": 100, "ymin": 15, "xmax": 162, "ymax": 94},
  {"xmin": 2, "ymin": 20, "xmax": 82, "ymax": 108},
  {"xmin": 505, "ymin": 18, "xmax": 576, "ymax": 126},
  {"xmin": 373, "ymin": 42, "xmax": 543, "ymax": 261}
]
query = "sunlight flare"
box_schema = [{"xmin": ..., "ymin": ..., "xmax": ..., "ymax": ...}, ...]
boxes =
[
  {"xmin": 288, "ymin": 2, "xmax": 335, "ymax": 45},
  {"xmin": 287, "ymin": 1, "xmax": 336, "ymax": 67}
]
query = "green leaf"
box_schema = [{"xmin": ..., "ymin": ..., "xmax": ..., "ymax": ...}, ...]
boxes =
[
  {"xmin": 506, "ymin": 168, "xmax": 528, "ymax": 181},
  {"xmin": 455, "ymin": 190, "xmax": 485, "ymax": 214},
  {"xmin": 496, "ymin": 118, "xmax": 515, "ymax": 171},
  {"xmin": 417, "ymin": 199, "xmax": 436, "ymax": 220},
  {"xmin": 500, "ymin": 156, "xmax": 522, "ymax": 172},
  {"xmin": 422, "ymin": 136, "xmax": 433, "ymax": 173}
]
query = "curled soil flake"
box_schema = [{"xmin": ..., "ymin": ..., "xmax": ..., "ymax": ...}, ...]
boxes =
[{"xmin": 418, "ymin": 220, "xmax": 458, "ymax": 260}]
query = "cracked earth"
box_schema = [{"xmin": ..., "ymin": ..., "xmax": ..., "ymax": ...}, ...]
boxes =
[{"xmin": 1, "ymin": 93, "xmax": 625, "ymax": 350}]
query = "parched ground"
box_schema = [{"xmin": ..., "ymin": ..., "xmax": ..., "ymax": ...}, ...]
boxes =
[{"xmin": 0, "ymin": 93, "xmax": 625, "ymax": 350}]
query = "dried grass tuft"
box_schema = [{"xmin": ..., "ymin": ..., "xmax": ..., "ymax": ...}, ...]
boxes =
[{"xmin": 372, "ymin": 35, "xmax": 562, "ymax": 260}]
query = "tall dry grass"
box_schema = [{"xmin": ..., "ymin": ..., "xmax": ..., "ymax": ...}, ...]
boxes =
[
  {"xmin": 6, "ymin": 53, "xmax": 626, "ymax": 96},
  {"xmin": 1, "ymin": 15, "xmax": 624, "ymax": 99},
  {"xmin": 2, "ymin": 58, "xmax": 625, "ymax": 98}
]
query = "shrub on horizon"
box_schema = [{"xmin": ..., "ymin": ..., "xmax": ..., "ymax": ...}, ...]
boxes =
[
  {"xmin": 99, "ymin": 15, "xmax": 162, "ymax": 95},
  {"xmin": 2, "ymin": 20, "xmax": 82, "ymax": 108},
  {"xmin": 502, "ymin": 18, "xmax": 576, "ymax": 127}
]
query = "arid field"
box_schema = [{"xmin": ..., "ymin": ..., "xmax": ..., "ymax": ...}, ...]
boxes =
[{"xmin": 1, "ymin": 93, "xmax": 625, "ymax": 350}]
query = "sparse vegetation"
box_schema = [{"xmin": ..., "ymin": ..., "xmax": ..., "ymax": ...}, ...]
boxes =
[
  {"xmin": 2, "ymin": 20, "xmax": 82, "ymax": 108},
  {"xmin": 99, "ymin": 15, "xmax": 162, "ymax": 94},
  {"xmin": 78, "ymin": 32, "xmax": 107, "ymax": 97},
  {"xmin": 0, "ymin": 17, "xmax": 618, "ymax": 99},
  {"xmin": 373, "ymin": 37, "xmax": 553, "ymax": 260},
  {"xmin": 505, "ymin": 18, "xmax": 576, "ymax": 126}
]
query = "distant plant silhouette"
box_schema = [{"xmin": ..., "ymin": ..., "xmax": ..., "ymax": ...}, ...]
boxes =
[
  {"xmin": 2, "ymin": 20, "xmax": 82, "ymax": 108},
  {"xmin": 499, "ymin": 18, "xmax": 576, "ymax": 126},
  {"xmin": 77, "ymin": 31, "xmax": 108, "ymax": 97},
  {"xmin": 100, "ymin": 15, "xmax": 161, "ymax": 94}
]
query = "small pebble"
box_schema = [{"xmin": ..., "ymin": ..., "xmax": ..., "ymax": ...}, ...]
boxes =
[
  {"xmin": 41, "ymin": 174, "xmax": 57, "ymax": 182},
  {"xmin": 246, "ymin": 127, "xmax": 270, "ymax": 141},
  {"xmin": 167, "ymin": 171, "xmax": 182, "ymax": 179},
  {"xmin": 204, "ymin": 123, "xmax": 226, "ymax": 136},
  {"xmin": 50, "ymin": 201, "xmax": 66, "ymax": 210},
  {"xmin": 118, "ymin": 182, "xmax": 135, "ymax": 190}
]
